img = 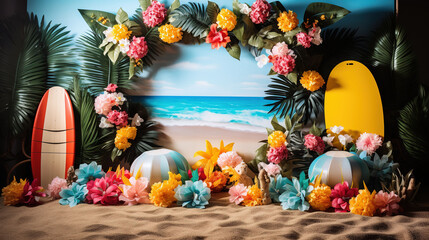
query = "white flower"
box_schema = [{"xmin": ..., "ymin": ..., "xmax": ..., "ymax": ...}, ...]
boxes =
[
  {"xmin": 118, "ymin": 38, "xmax": 130, "ymax": 54},
  {"xmin": 330, "ymin": 125, "xmax": 344, "ymax": 135},
  {"xmin": 131, "ymin": 113, "xmax": 144, "ymax": 127},
  {"xmin": 113, "ymin": 92, "xmax": 127, "ymax": 105},
  {"xmin": 103, "ymin": 27, "xmax": 116, "ymax": 44},
  {"xmin": 99, "ymin": 117, "xmax": 114, "ymax": 128},
  {"xmin": 309, "ymin": 27, "xmax": 322, "ymax": 45},
  {"xmin": 255, "ymin": 54, "xmax": 269, "ymax": 68},
  {"xmin": 323, "ymin": 134, "xmax": 335, "ymax": 146},
  {"xmin": 238, "ymin": 3, "xmax": 251, "ymax": 15},
  {"xmin": 338, "ymin": 134, "xmax": 353, "ymax": 147}
]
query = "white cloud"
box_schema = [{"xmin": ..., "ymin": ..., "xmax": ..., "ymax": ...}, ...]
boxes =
[
  {"xmin": 241, "ymin": 81, "xmax": 259, "ymax": 86},
  {"xmin": 167, "ymin": 61, "xmax": 217, "ymax": 70},
  {"xmin": 250, "ymin": 74, "xmax": 270, "ymax": 79}
]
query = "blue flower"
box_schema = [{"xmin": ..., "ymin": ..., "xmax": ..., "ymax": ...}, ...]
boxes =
[
  {"xmin": 269, "ymin": 174, "xmax": 291, "ymax": 203},
  {"xmin": 359, "ymin": 151, "xmax": 398, "ymax": 187},
  {"xmin": 174, "ymin": 180, "xmax": 211, "ymax": 209},
  {"xmin": 75, "ymin": 161, "xmax": 105, "ymax": 185},
  {"xmin": 279, "ymin": 171, "xmax": 313, "ymax": 211},
  {"xmin": 59, "ymin": 182, "xmax": 88, "ymax": 207}
]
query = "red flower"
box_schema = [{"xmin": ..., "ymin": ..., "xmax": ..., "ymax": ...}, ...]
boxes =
[
  {"xmin": 205, "ymin": 24, "xmax": 231, "ymax": 50},
  {"xmin": 86, "ymin": 177, "xmax": 121, "ymax": 205},
  {"xmin": 188, "ymin": 168, "xmax": 207, "ymax": 181},
  {"xmin": 22, "ymin": 179, "xmax": 46, "ymax": 206},
  {"xmin": 105, "ymin": 83, "xmax": 118, "ymax": 92},
  {"xmin": 330, "ymin": 181, "xmax": 359, "ymax": 212}
]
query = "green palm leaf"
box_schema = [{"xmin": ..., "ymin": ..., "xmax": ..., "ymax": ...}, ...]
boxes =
[{"xmin": 169, "ymin": 2, "xmax": 211, "ymax": 38}]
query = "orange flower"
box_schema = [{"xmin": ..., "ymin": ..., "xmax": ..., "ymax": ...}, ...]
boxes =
[
  {"xmin": 204, "ymin": 171, "xmax": 227, "ymax": 192},
  {"xmin": 159, "ymin": 24, "xmax": 183, "ymax": 44},
  {"xmin": 277, "ymin": 11, "xmax": 299, "ymax": 32},
  {"xmin": 216, "ymin": 9, "xmax": 237, "ymax": 31},
  {"xmin": 268, "ymin": 131, "xmax": 286, "ymax": 148},
  {"xmin": 300, "ymin": 70, "xmax": 325, "ymax": 92},
  {"xmin": 243, "ymin": 184, "xmax": 262, "ymax": 207},
  {"xmin": 205, "ymin": 24, "xmax": 231, "ymax": 50},
  {"xmin": 192, "ymin": 140, "xmax": 234, "ymax": 177},
  {"xmin": 149, "ymin": 172, "xmax": 182, "ymax": 207},
  {"xmin": 349, "ymin": 183, "xmax": 377, "ymax": 216},
  {"xmin": 222, "ymin": 167, "xmax": 240, "ymax": 185},
  {"xmin": 2, "ymin": 177, "xmax": 27, "ymax": 206}
]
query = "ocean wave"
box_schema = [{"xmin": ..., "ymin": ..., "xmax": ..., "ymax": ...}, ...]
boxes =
[{"xmin": 154, "ymin": 118, "xmax": 267, "ymax": 133}]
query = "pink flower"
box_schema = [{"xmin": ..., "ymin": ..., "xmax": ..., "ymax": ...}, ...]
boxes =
[
  {"xmin": 250, "ymin": 0, "xmax": 271, "ymax": 24},
  {"xmin": 330, "ymin": 181, "xmax": 359, "ymax": 212},
  {"xmin": 86, "ymin": 177, "xmax": 121, "ymax": 205},
  {"xmin": 304, "ymin": 134, "xmax": 325, "ymax": 154},
  {"xmin": 229, "ymin": 183, "xmax": 248, "ymax": 205},
  {"xmin": 94, "ymin": 92, "xmax": 117, "ymax": 116},
  {"xmin": 105, "ymin": 84, "xmax": 118, "ymax": 93},
  {"xmin": 127, "ymin": 36, "xmax": 149, "ymax": 60},
  {"xmin": 356, "ymin": 132, "xmax": 383, "ymax": 155},
  {"xmin": 107, "ymin": 110, "xmax": 129, "ymax": 127},
  {"xmin": 296, "ymin": 32, "xmax": 312, "ymax": 48},
  {"xmin": 309, "ymin": 27, "xmax": 322, "ymax": 45},
  {"xmin": 119, "ymin": 177, "xmax": 151, "ymax": 205},
  {"xmin": 271, "ymin": 42, "xmax": 290, "ymax": 56},
  {"xmin": 374, "ymin": 190, "xmax": 401, "ymax": 216},
  {"xmin": 22, "ymin": 179, "xmax": 46, "ymax": 206},
  {"xmin": 263, "ymin": 163, "xmax": 281, "ymax": 177},
  {"xmin": 105, "ymin": 170, "xmax": 131, "ymax": 186},
  {"xmin": 267, "ymin": 145, "xmax": 288, "ymax": 164},
  {"xmin": 217, "ymin": 151, "xmax": 244, "ymax": 169},
  {"xmin": 269, "ymin": 54, "xmax": 296, "ymax": 75},
  {"xmin": 142, "ymin": 0, "xmax": 167, "ymax": 27},
  {"xmin": 47, "ymin": 177, "xmax": 68, "ymax": 199}
]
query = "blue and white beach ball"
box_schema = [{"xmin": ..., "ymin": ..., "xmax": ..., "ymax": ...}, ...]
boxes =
[
  {"xmin": 308, "ymin": 151, "xmax": 369, "ymax": 188},
  {"xmin": 130, "ymin": 149, "xmax": 190, "ymax": 187}
]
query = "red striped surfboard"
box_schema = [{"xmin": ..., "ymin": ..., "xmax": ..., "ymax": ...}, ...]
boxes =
[{"xmin": 31, "ymin": 86, "xmax": 75, "ymax": 188}]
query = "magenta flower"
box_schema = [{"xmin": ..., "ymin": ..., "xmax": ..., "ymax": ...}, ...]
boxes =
[
  {"xmin": 127, "ymin": 36, "xmax": 149, "ymax": 60},
  {"xmin": 374, "ymin": 190, "xmax": 401, "ymax": 216},
  {"xmin": 304, "ymin": 134, "xmax": 325, "ymax": 154},
  {"xmin": 250, "ymin": 0, "xmax": 271, "ymax": 24},
  {"xmin": 119, "ymin": 177, "xmax": 151, "ymax": 205},
  {"xmin": 47, "ymin": 177, "xmax": 68, "ymax": 199},
  {"xmin": 86, "ymin": 177, "xmax": 121, "ymax": 205},
  {"xmin": 94, "ymin": 92, "xmax": 116, "ymax": 116},
  {"xmin": 228, "ymin": 183, "xmax": 248, "ymax": 205},
  {"xmin": 105, "ymin": 83, "xmax": 118, "ymax": 93},
  {"xmin": 107, "ymin": 110, "xmax": 129, "ymax": 127},
  {"xmin": 356, "ymin": 132, "xmax": 383, "ymax": 155},
  {"xmin": 330, "ymin": 181, "xmax": 359, "ymax": 212},
  {"xmin": 296, "ymin": 32, "xmax": 312, "ymax": 48},
  {"xmin": 22, "ymin": 179, "xmax": 46, "ymax": 206},
  {"xmin": 267, "ymin": 145, "xmax": 288, "ymax": 164},
  {"xmin": 269, "ymin": 54, "xmax": 296, "ymax": 75},
  {"xmin": 142, "ymin": 0, "xmax": 167, "ymax": 27},
  {"xmin": 217, "ymin": 151, "xmax": 244, "ymax": 169}
]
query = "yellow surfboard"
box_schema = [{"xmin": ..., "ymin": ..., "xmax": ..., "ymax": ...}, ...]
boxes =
[{"xmin": 325, "ymin": 60, "xmax": 384, "ymax": 140}]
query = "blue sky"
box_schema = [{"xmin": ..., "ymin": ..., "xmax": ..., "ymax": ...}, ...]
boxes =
[{"xmin": 28, "ymin": 0, "xmax": 393, "ymax": 96}]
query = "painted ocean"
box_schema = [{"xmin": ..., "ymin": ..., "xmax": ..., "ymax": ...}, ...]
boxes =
[{"xmin": 131, "ymin": 96, "xmax": 275, "ymax": 132}]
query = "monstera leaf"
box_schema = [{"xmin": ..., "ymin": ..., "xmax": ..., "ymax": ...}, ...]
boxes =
[
  {"xmin": 303, "ymin": 2, "xmax": 350, "ymax": 28},
  {"xmin": 78, "ymin": 9, "xmax": 117, "ymax": 33},
  {"xmin": 169, "ymin": 2, "xmax": 211, "ymax": 38}
]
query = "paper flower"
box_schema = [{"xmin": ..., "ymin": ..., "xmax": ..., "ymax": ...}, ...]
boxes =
[
  {"xmin": 59, "ymin": 182, "xmax": 88, "ymax": 207},
  {"xmin": 111, "ymin": 24, "xmax": 132, "ymax": 42},
  {"xmin": 142, "ymin": 0, "xmax": 167, "ymax": 27},
  {"xmin": 262, "ymin": 163, "xmax": 281, "ymax": 177},
  {"xmin": 86, "ymin": 177, "xmax": 121, "ymax": 205},
  {"xmin": 159, "ymin": 24, "xmax": 183, "ymax": 44},
  {"xmin": 107, "ymin": 110, "xmax": 129, "ymax": 127},
  {"xmin": 94, "ymin": 91, "xmax": 116, "ymax": 116},
  {"xmin": 269, "ymin": 175, "xmax": 290, "ymax": 203},
  {"xmin": 349, "ymin": 184, "xmax": 377, "ymax": 216},
  {"xmin": 338, "ymin": 134, "xmax": 353, "ymax": 147},
  {"xmin": 250, "ymin": 0, "xmax": 271, "ymax": 24},
  {"xmin": 330, "ymin": 181, "xmax": 359, "ymax": 212},
  {"xmin": 175, "ymin": 180, "xmax": 211, "ymax": 209},
  {"xmin": 47, "ymin": 177, "xmax": 68, "ymax": 199},
  {"xmin": 193, "ymin": 140, "xmax": 233, "ymax": 177},
  {"xmin": 309, "ymin": 26, "xmax": 322, "ymax": 45},
  {"xmin": 356, "ymin": 133, "xmax": 383, "ymax": 155},
  {"xmin": 300, "ymin": 70, "xmax": 325, "ymax": 92},
  {"xmin": 115, "ymin": 126, "xmax": 137, "ymax": 150},
  {"xmin": 307, "ymin": 184, "xmax": 331, "ymax": 211},
  {"xmin": 279, "ymin": 172, "xmax": 313, "ymax": 211},
  {"xmin": 255, "ymin": 54, "xmax": 269, "ymax": 68},
  {"xmin": 1, "ymin": 177, "xmax": 26, "ymax": 206},
  {"xmin": 217, "ymin": 8, "xmax": 237, "ymax": 31},
  {"xmin": 322, "ymin": 134, "xmax": 335, "ymax": 146},
  {"xmin": 127, "ymin": 36, "xmax": 148, "ymax": 60},
  {"xmin": 119, "ymin": 176, "xmax": 150, "ymax": 205},
  {"xmin": 268, "ymin": 131, "xmax": 286, "ymax": 148},
  {"xmin": 360, "ymin": 151, "xmax": 396, "ymax": 186},
  {"xmin": 217, "ymin": 151, "xmax": 243, "ymax": 169},
  {"xmin": 243, "ymin": 184, "xmax": 263, "ymax": 207},
  {"xmin": 75, "ymin": 161, "xmax": 105, "ymax": 185},
  {"xmin": 99, "ymin": 116, "xmax": 113, "ymax": 129},
  {"xmin": 374, "ymin": 190, "xmax": 401, "ymax": 216},
  {"xmin": 112, "ymin": 92, "xmax": 126, "ymax": 106},
  {"xmin": 131, "ymin": 113, "xmax": 144, "ymax": 127},
  {"xmin": 204, "ymin": 171, "xmax": 227, "ymax": 192},
  {"xmin": 277, "ymin": 11, "xmax": 299, "ymax": 32},
  {"xmin": 267, "ymin": 145, "xmax": 288, "ymax": 164},
  {"xmin": 149, "ymin": 172, "xmax": 182, "ymax": 207},
  {"xmin": 105, "ymin": 83, "xmax": 118, "ymax": 92},
  {"xmin": 296, "ymin": 32, "xmax": 312, "ymax": 48},
  {"xmin": 118, "ymin": 38, "xmax": 130, "ymax": 54},
  {"xmin": 22, "ymin": 179, "xmax": 46, "ymax": 206},
  {"xmin": 304, "ymin": 134, "xmax": 325, "ymax": 154},
  {"xmin": 238, "ymin": 3, "xmax": 251, "ymax": 15},
  {"xmin": 188, "ymin": 168, "xmax": 207, "ymax": 182},
  {"xmin": 205, "ymin": 24, "xmax": 231, "ymax": 50},
  {"xmin": 330, "ymin": 126, "xmax": 344, "ymax": 135},
  {"xmin": 269, "ymin": 54, "xmax": 296, "ymax": 75},
  {"xmin": 271, "ymin": 42, "xmax": 293, "ymax": 57},
  {"xmin": 229, "ymin": 183, "xmax": 248, "ymax": 204}
]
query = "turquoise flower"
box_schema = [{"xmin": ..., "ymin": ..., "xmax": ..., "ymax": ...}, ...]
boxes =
[
  {"xmin": 359, "ymin": 151, "xmax": 398, "ymax": 188},
  {"xmin": 269, "ymin": 175, "xmax": 290, "ymax": 203},
  {"xmin": 174, "ymin": 180, "xmax": 211, "ymax": 209},
  {"xmin": 75, "ymin": 161, "xmax": 105, "ymax": 185},
  {"xmin": 59, "ymin": 182, "xmax": 88, "ymax": 207},
  {"xmin": 279, "ymin": 171, "xmax": 313, "ymax": 211}
]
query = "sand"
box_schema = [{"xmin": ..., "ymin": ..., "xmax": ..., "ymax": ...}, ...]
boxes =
[{"xmin": 1, "ymin": 193, "xmax": 429, "ymax": 240}]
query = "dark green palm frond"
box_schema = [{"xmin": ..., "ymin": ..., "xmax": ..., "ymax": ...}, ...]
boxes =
[
  {"xmin": 293, "ymin": 88, "xmax": 324, "ymax": 123},
  {"xmin": 0, "ymin": 14, "xmax": 47, "ymax": 137},
  {"xmin": 265, "ymin": 75, "xmax": 298, "ymax": 119},
  {"xmin": 77, "ymin": 29, "xmax": 131, "ymax": 96},
  {"xmin": 169, "ymin": 2, "xmax": 211, "ymax": 38},
  {"xmin": 370, "ymin": 16, "xmax": 418, "ymax": 111},
  {"xmin": 38, "ymin": 15, "xmax": 77, "ymax": 89}
]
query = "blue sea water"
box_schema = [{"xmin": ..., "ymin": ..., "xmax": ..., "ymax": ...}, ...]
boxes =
[{"xmin": 131, "ymin": 96, "xmax": 275, "ymax": 130}]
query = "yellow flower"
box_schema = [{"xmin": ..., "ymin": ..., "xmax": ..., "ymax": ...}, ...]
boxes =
[
  {"xmin": 2, "ymin": 177, "xmax": 26, "ymax": 206},
  {"xmin": 277, "ymin": 11, "xmax": 299, "ymax": 32},
  {"xmin": 192, "ymin": 140, "xmax": 234, "ymax": 177},
  {"xmin": 159, "ymin": 24, "xmax": 183, "ymax": 44},
  {"xmin": 222, "ymin": 167, "xmax": 240, "ymax": 185},
  {"xmin": 149, "ymin": 172, "xmax": 182, "ymax": 207},
  {"xmin": 307, "ymin": 184, "xmax": 332, "ymax": 211},
  {"xmin": 300, "ymin": 70, "xmax": 325, "ymax": 92},
  {"xmin": 243, "ymin": 184, "xmax": 262, "ymax": 207},
  {"xmin": 114, "ymin": 126, "xmax": 137, "ymax": 150},
  {"xmin": 111, "ymin": 24, "xmax": 132, "ymax": 42},
  {"xmin": 268, "ymin": 131, "xmax": 286, "ymax": 148},
  {"xmin": 216, "ymin": 9, "xmax": 237, "ymax": 31},
  {"xmin": 349, "ymin": 183, "xmax": 377, "ymax": 216}
]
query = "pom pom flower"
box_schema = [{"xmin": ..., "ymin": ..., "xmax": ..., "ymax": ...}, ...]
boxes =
[
  {"xmin": 330, "ymin": 181, "xmax": 359, "ymax": 212},
  {"xmin": 47, "ymin": 177, "xmax": 68, "ymax": 199},
  {"xmin": 271, "ymin": 42, "xmax": 292, "ymax": 57},
  {"xmin": 149, "ymin": 172, "xmax": 182, "ymax": 207},
  {"xmin": 304, "ymin": 134, "xmax": 325, "ymax": 154},
  {"xmin": 142, "ymin": 0, "xmax": 167, "ymax": 27},
  {"xmin": 105, "ymin": 83, "xmax": 118, "ymax": 92},
  {"xmin": 300, "ymin": 70, "xmax": 325, "ymax": 92},
  {"xmin": 204, "ymin": 171, "xmax": 227, "ymax": 192},
  {"xmin": 279, "ymin": 171, "xmax": 313, "ymax": 211},
  {"xmin": 206, "ymin": 24, "xmax": 231, "ymax": 50},
  {"xmin": 127, "ymin": 36, "xmax": 148, "ymax": 60},
  {"xmin": 175, "ymin": 180, "xmax": 211, "ymax": 209},
  {"xmin": 269, "ymin": 54, "xmax": 296, "ymax": 75},
  {"xmin": 374, "ymin": 190, "xmax": 401, "ymax": 216},
  {"xmin": 111, "ymin": 24, "xmax": 132, "ymax": 42},
  {"xmin": 267, "ymin": 145, "xmax": 288, "ymax": 164},
  {"xmin": 356, "ymin": 133, "xmax": 383, "ymax": 155},
  {"xmin": 250, "ymin": 0, "xmax": 271, "ymax": 24},
  {"xmin": 349, "ymin": 183, "xmax": 377, "ymax": 216},
  {"xmin": 262, "ymin": 163, "xmax": 281, "ymax": 177},
  {"xmin": 94, "ymin": 92, "xmax": 117, "ymax": 116},
  {"xmin": 107, "ymin": 110, "xmax": 129, "ymax": 127},
  {"xmin": 268, "ymin": 131, "xmax": 286, "ymax": 148},
  {"xmin": 86, "ymin": 177, "xmax": 121, "ymax": 205},
  {"xmin": 307, "ymin": 174, "xmax": 331, "ymax": 211},
  {"xmin": 296, "ymin": 32, "xmax": 312, "ymax": 48},
  {"xmin": 277, "ymin": 11, "xmax": 299, "ymax": 32},
  {"xmin": 75, "ymin": 161, "xmax": 105, "ymax": 185},
  {"xmin": 229, "ymin": 183, "xmax": 248, "ymax": 205},
  {"xmin": 159, "ymin": 24, "xmax": 183, "ymax": 44},
  {"xmin": 216, "ymin": 9, "xmax": 237, "ymax": 31},
  {"xmin": 217, "ymin": 151, "xmax": 243, "ymax": 169},
  {"xmin": 114, "ymin": 126, "xmax": 137, "ymax": 150},
  {"xmin": 243, "ymin": 184, "xmax": 263, "ymax": 207},
  {"xmin": 59, "ymin": 182, "xmax": 88, "ymax": 207},
  {"xmin": 1, "ymin": 177, "xmax": 27, "ymax": 206}
]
